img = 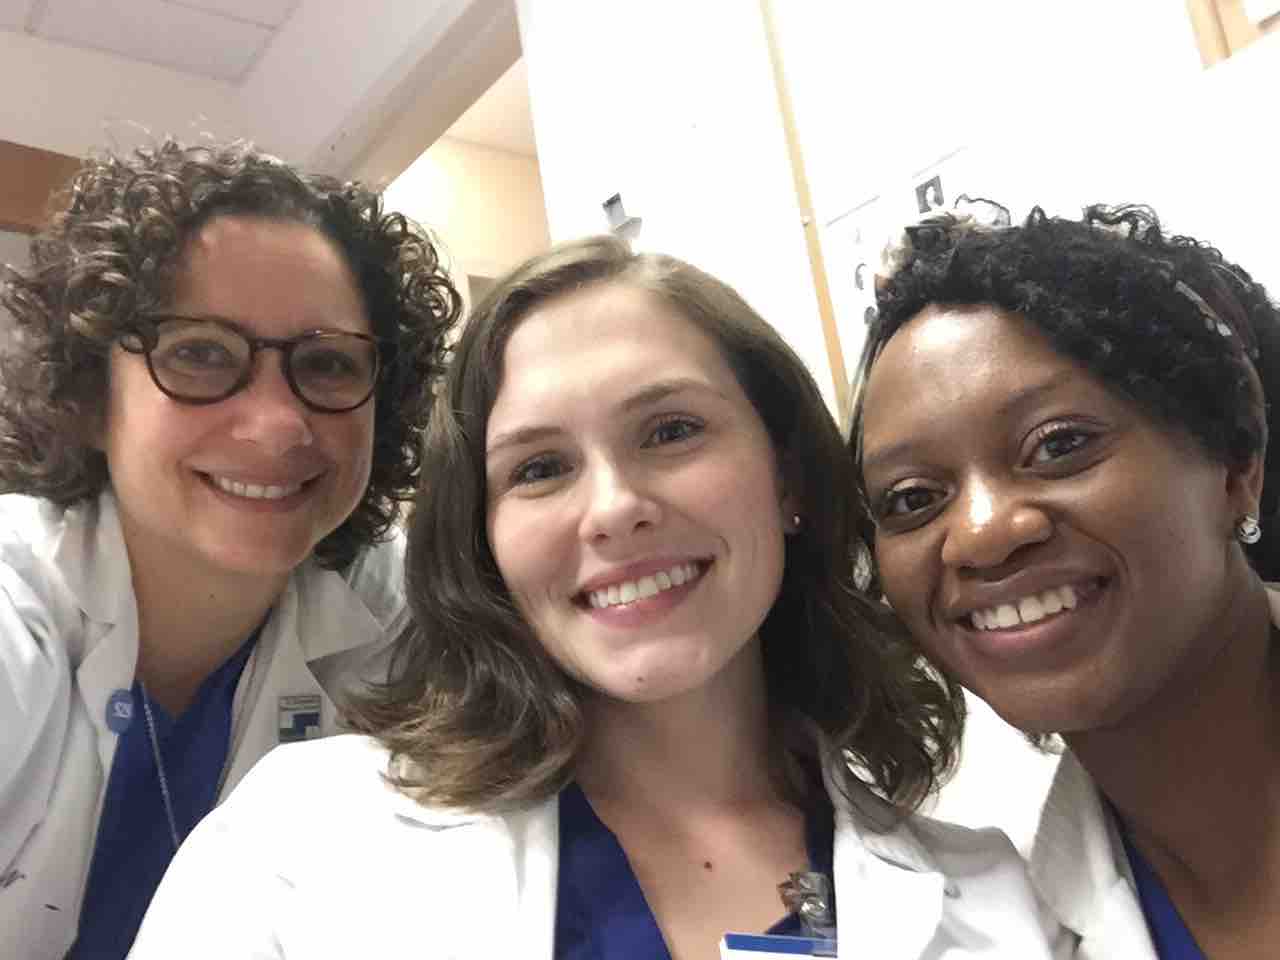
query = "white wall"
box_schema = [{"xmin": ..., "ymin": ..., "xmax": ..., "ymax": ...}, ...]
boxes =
[
  {"xmin": 383, "ymin": 135, "xmax": 549, "ymax": 284},
  {"xmin": 516, "ymin": 0, "xmax": 838, "ymax": 412}
]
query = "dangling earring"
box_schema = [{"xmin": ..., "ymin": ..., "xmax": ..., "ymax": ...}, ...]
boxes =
[{"xmin": 1236, "ymin": 514, "xmax": 1262, "ymax": 545}]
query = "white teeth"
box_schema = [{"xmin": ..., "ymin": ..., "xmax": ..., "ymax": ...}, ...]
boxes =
[
  {"xmin": 587, "ymin": 562, "xmax": 703, "ymax": 609},
  {"xmin": 213, "ymin": 475, "xmax": 302, "ymax": 500},
  {"xmin": 1018, "ymin": 595, "xmax": 1045, "ymax": 624},
  {"xmin": 971, "ymin": 583, "xmax": 1090, "ymax": 631}
]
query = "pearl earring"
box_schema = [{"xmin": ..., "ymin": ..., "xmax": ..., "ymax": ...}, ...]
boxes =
[{"xmin": 1236, "ymin": 514, "xmax": 1262, "ymax": 545}]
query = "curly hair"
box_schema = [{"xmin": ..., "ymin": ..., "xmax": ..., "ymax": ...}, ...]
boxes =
[
  {"xmin": 850, "ymin": 203, "xmax": 1280, "ymax": 581},
  {"xmin": 0, "ymin": 138, "xmax": 461, "ymax": 569},
  {"xmin": 346, "ymin": 235, "xmax": 964, "ymax": 814}
]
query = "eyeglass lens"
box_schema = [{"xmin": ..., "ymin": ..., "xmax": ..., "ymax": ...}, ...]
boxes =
[{"xmin": 148, "ymin": 319, "xmax": 378, "ymax": 411}]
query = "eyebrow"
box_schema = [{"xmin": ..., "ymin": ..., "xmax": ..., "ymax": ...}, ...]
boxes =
[
  {"xmin": 860, "ymin": 369, "xmax": 1078, "ymax": 474},
  {"xmin": 485, "ymin": 377, "xmax": 724, "ymax": 457}
]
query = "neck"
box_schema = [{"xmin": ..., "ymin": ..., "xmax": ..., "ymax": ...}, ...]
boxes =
[
  {"xmin": 129, "ymin": 548, "xmax": 287, "ymax": 716},
  {"xmin": 1067, "ymin": 572, "xmax": 1280, "ymax": 913},
  {"xmin": 576, "ymin": 639, "xmax": 790, "ymax": 815}
]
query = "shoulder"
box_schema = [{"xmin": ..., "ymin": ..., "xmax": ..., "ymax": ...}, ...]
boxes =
[
  {"xmin": 0, "ymin": 493, "xmax": 61, "ymax": 556},
  {"xmin": 223, "ymin": 734, "xmax": 400, "ymax": 819},
  {"xmin": 342, "ymin": 529, "xmax": 409, "ymax": 634},
  {"xmin": 292, "ymin": 530, "xmax": 408, "ymax": 639},
  {"xmin": 0, "ymin": 494, "xmax": 79, "ymax": 640}
]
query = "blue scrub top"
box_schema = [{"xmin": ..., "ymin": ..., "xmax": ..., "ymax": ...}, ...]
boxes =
[
  {"xmin": 1120, "ymin": 829, "xmax": 1209, "ymax": 960},
  {"xmin": 69, "ymin": 633, "xmax": 258, "ymax": 959},
  {"xmin": 555, "ymin": 781, "xmax": 835, "ymax": 958}
]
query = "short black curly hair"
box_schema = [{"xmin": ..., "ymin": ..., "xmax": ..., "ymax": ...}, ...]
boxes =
[
  {"xmin": 0, "ymin": 138, "xmax": 461, "ymax": 569},
  {"xmin": 851, "ymin": 203, "xmax": 1280, "ymax": 580}
]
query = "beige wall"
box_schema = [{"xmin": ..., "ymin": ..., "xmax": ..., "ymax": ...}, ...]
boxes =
[{"xmin": 383, "ymin": 136, "xmax": 550, "ymax": 289}]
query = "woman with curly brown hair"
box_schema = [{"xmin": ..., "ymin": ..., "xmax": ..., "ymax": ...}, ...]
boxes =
[
  {"xmin": 0, "ymin": 138, "xmax": 459, "ymax": 959},
  {"xmin": 854, "ymin": 204, "xmax": 1280, "ymax": 959},
  {"xmin": 131, "ymin": 236, "xmax": 1056, "ymax": 959}
]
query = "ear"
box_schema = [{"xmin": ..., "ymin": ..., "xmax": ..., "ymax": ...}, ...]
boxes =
[
  {"xmin": 777, "ymin": 451, "xmax": 803, "ymax": 536},
  {"xmin": 1226, "ymin": 450, "xmax": 1266, "ymax": 524}
]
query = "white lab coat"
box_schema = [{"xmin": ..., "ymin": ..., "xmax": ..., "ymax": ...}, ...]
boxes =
[
  {"xmin": 130, "ymin": 734, "xmax": 1060, "ymax": 959},
  {"xmin": 1031, "ymin": 586, "xmax": 1280, "ymax": 958},
  {"xmin": 0, "ymin": 491, "xmax": 408, "ymax": 960},
  {"xmin": 1030, "ymin": 751, "xmax": 1156, "ymax": 960}
]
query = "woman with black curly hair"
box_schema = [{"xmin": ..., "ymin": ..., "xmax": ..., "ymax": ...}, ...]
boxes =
[
  {"xmin": 0, "ymin": 138, "xmax": 459, "ymax": 959},
  {"xmin": 131, "ymin": 236, "xmax": 1057, "ymax": 959},
  {"xmin": 854, "ymin": 203, "xmax": 1280, "ymax": 959}
]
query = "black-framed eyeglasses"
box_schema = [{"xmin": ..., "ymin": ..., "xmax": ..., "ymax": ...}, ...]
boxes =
[{"xmin": 119, "ymin": 315, "xmax": 383, "ymax": 413}]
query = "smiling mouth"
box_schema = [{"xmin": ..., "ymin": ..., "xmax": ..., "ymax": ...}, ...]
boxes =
[
  {"xmin": 199, "ymin": 472, "xmax": 318, "ymax": 501},
  {"xmin": 965, "ymin": 577, "xmax": 1108, "ymax": 631},
  {"xmin": 577, "ymin": 559, "xmax": 712, "ymax": 610}
]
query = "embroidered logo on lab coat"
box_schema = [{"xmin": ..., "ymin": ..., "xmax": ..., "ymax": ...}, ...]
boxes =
[{"xmin": 278, "ymin": 694, "xmax": 322, "ymax": 743}]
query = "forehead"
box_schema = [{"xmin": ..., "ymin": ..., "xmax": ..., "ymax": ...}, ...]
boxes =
[
  {"xmin": 860, "ymin": 303, "xmax": 1093, "ymax": 452},
  {"xmin": 172, "ymin": 215, "xmax": 367, "ymax": 333},
  {"xmin": 489, "ymin": 283, "xmax": 744, "ymax": 421}
]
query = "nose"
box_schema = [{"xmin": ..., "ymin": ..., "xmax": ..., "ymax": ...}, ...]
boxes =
[
  {"xmin": 228, "ymin": 352, "xmax": 314, "ymax": 456},
  {"xmin": 578, "ymin": 458, "xmax": 660, "ymax": 544},
  {"xmin": 939, "ymin": 474, "xmax": 1051, "ymax": 572}
]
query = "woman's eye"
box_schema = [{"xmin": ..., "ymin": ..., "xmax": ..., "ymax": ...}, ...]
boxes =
[
  {"xmin": 1028, "ymin": 426, "xmax": 1093, "ymax": 465},
  {"xmin": 165, "ymin": 340, "xmax": 237, "ymax": 369},
  {"xmin": 881, "ymin": 485, "xmax": 940, "ymax": 518},
  {"xmin": 510, "ymin": 454, "xmax": 568, "ymax": 487},
  {"xmin": 644, "ymin": 416, "xmax": 703, "ymax": 447}
]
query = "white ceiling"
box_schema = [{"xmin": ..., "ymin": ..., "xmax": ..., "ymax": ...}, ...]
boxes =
[
  {"xmin": 0, "ymin": 0, "xmax": 530, "ymax": 177},
  {"xmin": 444, "ymin": 57, "xmax": 535, "ymax": 156},
  {"xmin": 0, "ymin": 0, "xmax": 299, "ymax": 83}
]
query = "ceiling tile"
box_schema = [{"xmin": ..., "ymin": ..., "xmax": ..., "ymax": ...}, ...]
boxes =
[
  {"xmin": 0, "ymin": 0, "xmax": 35, "ymax": 30},
  {"xmin": 36, "ymin": 0, "xmax": 272, "ymax": 83},
  {"xmin": 163, "ymin": 0, "xmax": 299, "ymax": 29}
]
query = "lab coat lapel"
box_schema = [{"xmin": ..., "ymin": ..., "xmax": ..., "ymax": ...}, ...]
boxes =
[
  {"xmin": 387, "ymin": 794, "xmax": 559, "ymax": 960},
  {"xmin": 834, "ymin": 803, "xmax": 945, "ymax": 960},
  {"xmin": 1031, "ymin": 752, "xmax": 1155, "ymax": 959}
]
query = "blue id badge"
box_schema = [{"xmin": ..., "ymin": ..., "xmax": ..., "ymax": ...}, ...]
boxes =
[{"xmin": 720, "ymin": 933, "xmax": 837, "ymax": 957}]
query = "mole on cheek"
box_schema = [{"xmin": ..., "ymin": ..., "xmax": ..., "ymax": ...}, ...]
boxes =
[{"xmin": 703, "ymin": 861, "xmax": 713, "ymax": 870}]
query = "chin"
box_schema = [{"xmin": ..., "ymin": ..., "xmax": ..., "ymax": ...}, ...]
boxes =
[{"xmin": 206, "ymin": 542, "xmax": 316, "ymax": 579}]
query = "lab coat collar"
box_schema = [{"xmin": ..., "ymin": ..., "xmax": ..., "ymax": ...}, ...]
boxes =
[
  {"xmin": 1030, "ymin": 750, "xmax": 1131, "ymax": 937},
  {"xmin": 50, "ymin": 491, "xmax": 133, "ymax": 627},
  {"xmin": 386, "ymin": 740, "xmax": 943, "ymax": 872},
  {"xmin": 388, "ymin": 742, "xmax": 946, "ymax": 960}
]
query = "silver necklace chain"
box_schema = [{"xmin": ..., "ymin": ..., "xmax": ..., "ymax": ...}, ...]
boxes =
[{"xmin": 138, "ymin": 680, "xmax": 182, "ymax": 851}]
